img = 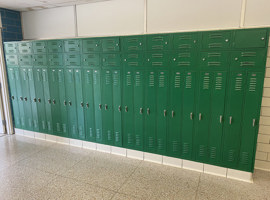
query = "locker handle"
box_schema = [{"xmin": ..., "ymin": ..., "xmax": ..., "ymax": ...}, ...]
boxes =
[
  {"xmin": 24, "ymin": 97, "xmax": 27, "ymax": 101},
  {"xmin": 140, "ymin": 108, "xmax": 143, "ymax": 114},
  {"xmin": 125, "ymin": 106, "xmax": 128, "ymax": 112},
  {"xmin": 33, "ymin": 98, "xmax": 37, "ymax": 102},
  {"xmin": 118, "ymin": 106, "xmax": 121, "ymax": 112},
  {"xmin": 171, "ymin": 110, "xmax": 174, "ymax": 118},
  {"xmin": 20, "ymin": 96, "xmax": 23, "ymax": 101},
  {"xmin": 199, "ymin": 113, "xmax": 202, "ymax": 121},
  {"xmin": 105, "ymin": 104, "xmax": 108, "ymax": 110},
  {"xmin": 229, "ymin": 116, "xmax": 232, "ymax": 125},
  {"xmin": 190, "ymin": 112, "xmax": 193, "ymax": 120},
  {"xmin": 81, "ymin": 102, "xmax": 84, "ymax": 107},
  {"xmin": 69, "ymin": 101, "xmax": 72, "ymax": 106},
  {"xmin": 253, "ymin": 119, "xmax": 256, "ymax": 127},
  {"xmin": 48, "ymin": 99, "xmax": 51, "ymax": 104},
  {"xmin": 86, "ymin": 103, "xmax": 89, "ymax": 108},
  {"xmin": 11, "ymin": 96, "xmax": 14, "ymax": 100},
  {"xmin": 63, "ymin": 100, "xmax": 67, "ymax": 106},
  {"xmin": 38, "ymin": 98, "xmax": 41, "ymax": 103},
  {"xmin": 99, "ymin": 104, "xmax": 102, "ymax": 109},
  {"xmin": 164, "ymin": 110, "xmax": 167, "ymax": 117},
  {"xmin": 147, "ymin": 108, "xmax": 150, "ymax": 115},
  {"xmin": 52, "ymin": 99, "xmax": 56, "ymax": 104},
  {"xmin": 220, "ymin": 115, "xmax": 223, "ymax": 123}
]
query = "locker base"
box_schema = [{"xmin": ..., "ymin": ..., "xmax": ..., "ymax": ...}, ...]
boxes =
[{"xmin": 14, "ymin": 129, "xmax": 254, "ymax": 183}]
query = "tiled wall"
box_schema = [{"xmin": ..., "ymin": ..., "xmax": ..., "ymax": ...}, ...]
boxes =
[
  {"xmin": 255, "ymin": 38, "xmax": 270, "ymax": 171},
  {"xmin": 0, "ymin": 8, "xmax": 22, "ymax": 42}
]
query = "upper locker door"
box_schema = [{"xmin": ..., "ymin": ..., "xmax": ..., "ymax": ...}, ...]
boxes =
[
  {"xmin": 208, "ymin": 72, "xmax": 227, "ymax": 165},
  {"xmin": 112, "ymin": 70, "xmax": 122, "ymax": 147},
  {"xmin": 7, "ymin": 68, "xmax": 21, "ymax": 128},
  {"xmin": 167, "ymin": 70, "xmax": 183, "ymax": 158},
  {"xmin": 74, "ymin": 69, "xmax": 85, "ymax": 140},
  {"xmin": 93, "ymin": 69, "xmax": 103, "ymax": 143},
  {"xmin": 156, "ymin": 70, "xmax": 169, "ymax": 155},
  {"xmin": 58, "ymin": 69, "xmax": 68, "ymax": 137},
  {"xmin": 33, "ymin": 69, "xmax": 47, "ymax": 133},
  {"xmin": 222, "ymin": 72, "xmax": 246, "ymax": 169},
  {"xmin": 144, "ymin": 70, "xmax": 157, "ymax": 153},
  {"xmin": 123, "ymin": 70, "xmax": 134, "ymax": 149},
  {"xmin": 83, "ymin": 69, "xmax": 96, "ymax": 142},
  {"xmin": 181, "ymin": 71, "xmax": 196, "ymax": 159},
  {"xmin": 15, "ymin": 68, "xmax": 26, "ymax": 129},
  {"xmin": 238, "ymin": 72, "xmax": 264, "ymax": 172},
  {"xmin": 49, "ymin": 69, "xmax": 61, "ymax": 136},
  {"xmin": 28, "ymin": 68, "xmax": 39, "ymax": 132},
  {"xmin": 65, "ymin": 69, "xmax": 78, "ymax": 139}
]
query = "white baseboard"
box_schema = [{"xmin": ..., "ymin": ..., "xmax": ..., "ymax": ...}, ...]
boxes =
[
  {"xmin": 96, "ymin": 143, "xmax": 111, "ymax": 153},
  {"xmin": 111, "ymin": 146, "xmax": 127, "ymax": 157},
  {"xmin": 14, "ymin": 128, "xmax": 24, "ymax": 136},
  {"xmin": 144, "ymin": 152, "xmax": 163, "ymax": 164},
  {"xmin": 70, "ymin": 139, "xmax": 83, "ymax": 147},
  {"xmin": 127, "ymin": 149, "xmax": 144, "ymax": 160}
]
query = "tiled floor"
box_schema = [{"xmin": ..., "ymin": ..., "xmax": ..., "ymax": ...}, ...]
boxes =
[{"xmin": 0, "ymin": 135, "xmax": 270, "ymax": 200}]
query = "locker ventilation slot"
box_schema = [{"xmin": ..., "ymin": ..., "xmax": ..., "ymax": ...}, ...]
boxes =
[
  {"xmin": 178, "ymin": 44, "xmax": 191, "ymax": 49},
  {"xmin": 128, "ymin": 46, "xmax": 139, "ymax": 51},
  {"xmin": 179, "ymin": 52, "xmax": 191, "ymax": 58},
  {"xmin": 199, "ymin": 145, "xmax": 206, "ymax": 158},
  {"xmin": 157, "ymin": 139, "xmax": 164, "ymax": 151},
  {"xmin": 159, "ymin": 74, "xmax": 165, "ymax": 88},
  {"xmin": 93, "ymin": 73, "xmax": 98, "ymax": 85},
  {"xmin": 115, "ymin": 131, "xmax": 120, "ymax": 143},
  {"xmin": 185, "ymin": 75, "xmax": 192, "ymax": 89},
  {"xmin": 96, "ymin": 129, "xmax": 101, "ymax": 140},
  {"xmin": 209, "ymin": 147, "xmax": 216, "ymax": 160},
  {"xmin": 127, "ymin": 133, "xmax": 133, "ymax": 145},
  {"xmin": 215, "ymin": 76, "xmax": 223, "ymax": 90},
  {"xmin": 182, "ymin": 143, "xmax": 190, "ymax": 155},
  {"xmin": 107, "ymin": 130, "xmax": 112, "ymax": 141},
  {"xmin": 174, "ymin": 74, "xmax": 181, "ymax": 88},
  {"xmin": 135, "ymin": 74, "xmax": 142, "ymax": 86},
  {"xmin": 149, "ymin": 74, "xmax": 155, "ymax": 87},
  {"xmin": 126, "ymin": 74, "xmax": 132, "ymax": 86},
  {"xmin": 240, "ymin": 152, "xmax": 249, "ymax": 165},
  {"xmin": 227, "ymin": 150, "xmax": 235, "ymax": 162},
  {"xmin": 128, "ymin": 54, "xmax": 139, "ymax": 59},
  {"xmin": 208, "ymin": 43, "xmax": 222, "ymax": 48},
  {"xmin": 128, "ymin": 62, "xmax": 139, "ymax": 67},
  {"xmin": 235, "ymin": 77, "xmax": 243, "ymax": 91},
  {"xmin": 135, "ymin": 135, "xmax": 141, "ymax": 147},
  {"xmin": 113, "ymin": 73, "xmax": 120, "ymax": 86},
  {"xmin": 89, "ymin": 128, "xmax": 93, "ymax": 138},
  {"xmin": 152, "ymin": 45, "xmax": 163, "ymax": 50},
  {"xmin": 63, "ymin": 124, "xmax": 67, "ymax": 133},
  {"xmin": 85, "ymin": 73, "xmax": 91, "ymax": 84},
  {"xmin": 249, "ymin": 77, "xmax": 257, "ymax": 92},
  {"xmin": 203, "ymin": 75, "xmax": 210, "ymax": 90},
  {"xmin": 241, "ymin": 52, "xmax": 256, "ymax": 57},
  {"xmin": 148, "ymin": 137, "xmax": 154, "ymax": 149},
  {"xmin": 105, "ymin": 72, "xmax": 111, "ymax": 85},
  {"xmin": 172, "ymin": 141, "xmax": 180, "ymax": 153}
]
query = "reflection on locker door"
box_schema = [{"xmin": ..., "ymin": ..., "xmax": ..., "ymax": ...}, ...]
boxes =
[{"xmin": 93, "ymin": 69, "xmax": 102, "ymax": 143}]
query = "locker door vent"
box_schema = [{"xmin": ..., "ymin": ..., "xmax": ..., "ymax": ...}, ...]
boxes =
[
  {"xmin": 199, "ymin": 145, "xmax": 206, "ymax": 157},
  {"xmin": 47, "ymin": 121, "xmax": 52, "ymax": 131},
  {"xmin": 34, "ymin": 120, "xmax": 38, "ymax": 128},
  {"xmin": 56, "ymin": 123, "xmax": 61, "ymax": 132},
  {"xmin": 107, "ymin": 130, "xmax": 112, "ymax": 142},
  {"xmin": 172, "ymin": 141, "xmax": 180, "ymax": 153},
  {"xmin": 135, "ymin": 135, "xmax": 141, "ymax": 146},
  {"xmin": 127, "ymin": 133, "xmax": 133, "ymax": 145},
  {"xmin": 105, "ymin": 71, "xmax": 111, "ymax": 85},
  {"xmin": 157, "ymin": 139, "xmax": 164, "ymax": 151},
  {"xmin": 149, "ymin": 73, "xmax": 155, "ymax": 87},
  {"xmin": 135, "ymin": 73, "xmax": 142, "ymax": 87},
  {"xmin": 148, "ymin": 137, "xmax": 154, "ymax": 149},
  {"xmin": 174, "ymin": 73, "xmax": 181, "ymax": 88},
  {"xmin": 249, "ymin": 77, "xmax": 257, "ymax": 92},
  {"xmin": 115, "ymin": 131, "xmax": 120, "ymax": 143},
  {"xmin": 63, "ymin": 124, "xmax": 67, "ymax": 133},
  {"xmin": 159, "ymin": 74, "xmax": 165, "ymax": 88},
  {"xmin": 240, "ymin": 152, "xmax": 249, "ymax": 165},
  {"xmin": 89, "ymin": 128, "xmax": 93, "ymax": 138},
  {"xmin": 182, "ymin": 142, "xmax": 190, "ymax": 155},
  {"xmin": 203, "ymin": 74, "xmax": 210, "ymax": 90},
  {"xmin": 209, "ymin": 147, "xmax": 217, "ymax": 160},
  {"xmin": 185, "ymin": 74, "xmax": 192, "ymax": 89},
  {"xmin": 42, "ymin": 121, "xmax": 46, "ymax": 130},
  {"xmin": 227, "ymin": 150, "xmax": 235, "ymax": 162},
  {"xmin": 235, "ymin": 76, "xmax": 243, "ymax": 91},
  {"xmin": 215, "ymin": 76, "xmax": 223, "ymax": 90},
  {"xmin": 96, "ymin": 129, "xmax": 101, "ymax": 140},
  {"xmin": 126, "ymin": 73, "xmax": 132, "ymax": 86}
]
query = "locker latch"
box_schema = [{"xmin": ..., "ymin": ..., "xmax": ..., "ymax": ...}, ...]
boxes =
[
  {"xmin": 33, "ymin": 98, "xmax": 37, "ymax": 102},
  {"xmin": 118, "ymin": 106, "xmax": 121, "ymax": 112},
  {"xmin": 48, "ymin": 99, "xmax": 51, "ymax": 104},
  {"xmin": 140, "ymin": 108, "xmax": 143, "ymax": 114},
  {"xmin": 11, "ymin": 96, "xmax": 14, "ymax": 100},
  {"xmin": 125, "ymin": 106, "xmax": 128, "ymax": 112},
  {"xmin": 147, "ymin": 108, "xmax": 150, "ymax": 115},
  {"xmin": 99, "ymin": 104, "xmax": 102, "ymax": 109},
  {"xmin": 20, "ymin": 96, "xmax": 23, "ymax": 101},
  {"xmin": 52, "ymin": 99, "xmax": 56, "ymax": 104},
  {"xmin": 64, "ymin": 100, "xmax": 67, "ymax": 106},
  {"xmin": 69, "ymin": 101, "xmax": 72, "ymax": 106},
  {"xmin": 105, "ymin": 104, "xmax": 108, "ymax": 110},
  {"xmin": 38, "ymin": 98, "xmax": 41, "ymax": 103},
  {"xmin": 86, "ymin": 103, "xmax": 89, "ymax": 108},
  {"xmin": 24, "ymin": 97, "xmax": 27, "ymax": 101},
  {"xmin": 164, "ymin": 110, "xmax": 167, "ymax": 117},
  {"xmin": 81, "ymin": 102, "xmax": 84, "ymax": 107}
]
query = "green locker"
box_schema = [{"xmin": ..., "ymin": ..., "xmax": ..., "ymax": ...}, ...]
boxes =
[
  {"xmin": 102, "ymin": 53, "xmax": 121, "ymax": 67},
  {"xmin": 5, "ymin": 55, "xmax": 18, "ymax": 66},
  {"xmin": 42, "ymin": 68, "xmax": 53, "ymax": 134},
  {"xmin": 208, "ymin": 72, "xmax": 227, "ymax": 164},
  {"xmin": 19, "ymin": 55, "xmax": 32, "ymax": 66},
  {"xmin": 15, "ymin": 68, "xmax": 26, "ymax": 129},
  {"xmin": 83, "ymin": 69, "xmax": 96, "ymax": 142},
  {"xmin": 64, "ymin": 54, "xmax": 81, "ymax": 66},
  {"xmin": 65, "ymin": 69, "xmax": 78, "ymax": 139},
  {"xmin": 4, "ymin": 42, "xmax": 17, "ymax": 54},
  {"xmin": 32, "ymin": 41, "xmax": 47, "ymax": 54},
  {"xmin": 194, "ymin": 72, "xmax": 213, "ymax": 162},
  {"xmin": 18, "ymin": 42, "xmax": 32, "ymax": 54},
  {"xmin": 7, "ymin": 68, "xmax": 21, "ymax": 128},
  {"xmin": 74, "ymin": 69, "xmax": 85, "ymax": 140},
  {"xmin": 112, "ymin": 70, "xmax": 122, "ymax": 147},
  {"xmin": 231, "ymin": 50, "xmax": 266, "ymax": 69},
  {"xmin": 172, "ymin": 32, "xmax": 199, "ymax": 50},
  {"xmin": 48, "ymin": 54, "xmax": 63, "ymax": 66},
  {"xmin": 49, "ymin": 69, "xmax": 62, "ymax": 136},
  {"xmin": 171, "ymin": 51, "xmax": 197, "ymax": 68},
  {"xmin": 82, "ymin": 54, "xmax": 100, "ymax": 67},
  {"xmin": 20, "ymin": 68, "xmax": 33, "ymax": 131},
  {"xmin": 146, "ymin": 52, "xmax": 169, "ymax": 68},
  {"xmin": 167, "ymin": 70, "xmax": 183, "ymax": 157},
  {"xmin": 123, "ymin": 70, "xmax": 134, "ymax": 149},
  {"xmin": 82, "ymin": 38, "xmax": 101, "ymax": 52},
  {"xmin": 146, "ymin": 34, "xmax": 171, "ymax": 51},
  {"xmin": 122, "ymin": 36, "xmax": 145, "ymax": 51},
  {"xmin": 101, "ymin": 70, "xmax": 114, "ymax": 144},
  {"xmin": 33, "ymin": 69, "xmax": 47, "ymax": 133},
  {"xmin": 93, "ymin": 69, "xmax": 103, "ymax": 143},
  {"xmin": 234, "ymin": 29, "xmax": 267, "ymax": 48},
  {"xmin": 47, "ymin": 40, "xmax": 63, "ymax": 53},
  {"xmin": 33, "ymin": 54, "xmax": 47, "ymax": 66},
  {"xmin": 101, "ymin": 37, "xmax": 120, "ymax": 52},
  {"xmin": 133, "ymin": 70, "xmax": 144, "ymax": 150},
  {"xmin": 238, "ymin": 72, "xmax": 264, "ymax": 172},
  {"xmin": 181, "ymin": 71, "xmax": 196, "ymax": 159},
  {"xmin": 28, "ymin": 68, "xmax": 39, "ymax": 132},
  {"xmin": 58, "ymin": 69, "xmax": 68, "ymax": 137},
  {"xmin": 156, "ymin": 70, "xmax": 169, "ymax": 155},
  {"xmin": 123, "ymin": 53, "xmax": 144, "ymax": 68},
  {"xmin": 200, "ymin": 52, "xmax": 229, "ymax": 69},
  {"xmin": 202, "ymin": 31, "xmax": 232, "ymax": 49},
  {"xmin": 222, "ymin": 72, "xmax": 246, "ymax": 168},
  {"xmin": 64, "ymin": 39, "xmax": 81, "ymax": 53},
  {"xmin": 144, "ymin": 70, "xmax": 157, "ymax": 153}
]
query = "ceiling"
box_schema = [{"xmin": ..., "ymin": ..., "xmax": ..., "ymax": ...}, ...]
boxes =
[{"xmin": 0, "ymin": 0, "xmax": 111, "ymax": 11}]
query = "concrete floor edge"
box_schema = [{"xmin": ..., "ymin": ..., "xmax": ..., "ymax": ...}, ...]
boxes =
[{"xmin": 14, "ymin": 128, "xmax": 253, "ymax": 183}]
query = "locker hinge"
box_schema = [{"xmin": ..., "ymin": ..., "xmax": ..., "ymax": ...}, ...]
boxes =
[{"xmin": 2, "ymin": 119, "xmax": 6, "ymax": 126}]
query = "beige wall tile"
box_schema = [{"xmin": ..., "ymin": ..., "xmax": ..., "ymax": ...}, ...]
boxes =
[
  {"xmin": 260, "ymin": 116, "xmax": 270, "ymax": 125},
  {"xmin": 261, "ymin": 106, "xmax": 270, "ymax": 116},
  {"xmin": 255, "ymin": 160, "xmax": 270, "ymax": 171},
  {"xmin": 262, "ymin": 97, "xmax": 270, "ymax": 107},
  {"xmin": 255, "ymin": 151, "xmax": 268, "ymax": 160},
  {"xmin": 257, "ymin": 134, "xmax": 270, "ymax": 144},
  {"xmin": 264, "ymin": 78, "xmax": 270, "ymax": 87},
  {"xmin": 259, "ymin": 125, "xmax": 270, "ymax": 135},
  {"xmin": 263, "ymin": 88, "xmax": 270, "ymax": 97},
  {"xmin": 265, "ymin": 67, "xmax": 270, "ymax": 78},
  {"xmin": 257, "ymin": 143, "xmax": 270, "ymax": 152}
]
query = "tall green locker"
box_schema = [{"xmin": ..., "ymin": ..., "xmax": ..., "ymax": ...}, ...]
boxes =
[{"xmin": 15, "ymin": 68, "xmax": 26, "ymax": 129}]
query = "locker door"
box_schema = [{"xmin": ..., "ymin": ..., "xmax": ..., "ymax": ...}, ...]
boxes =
[
  {"xmin": 20, "ymin": 68, "xmax": 33, "ymax": 131},
  {"xmin": 49, "ymin": 69, "xmax": 61, "ymax": 136},
  {"xmin": 234, "ymin": 29, "xmax": 267, "ymax": 48},
  {"xmin": 102, "ymin": 70, "xmax": 113, "ymax": 145},
  {"xmin": 42, "ymin": 68, "xmax": 53, "ymax": 134},
  {"xmin": 7, "ymin": 68, "xmax": 21, "ymax": 128},
  {"xmin": 112, "ymin": 70, "xmax": 122, "ymax": 147},
  {"xmin": 33, "ymin": 69, "xmax": 47, "ymax": 133},
  {"xmin": 156, "ymin": 70, "xmax": 169, "ymax": 155},
  {"xmin": 238, "ymin": 72, "xmax": 264, "ymax": 172},
  {"xmin": 181, "ymin": 71, "xmax": 196, "ymax": 159},
  {"xmin": 146, "ymin": 34, "xmax": 171, "ymax": 51},
  {"xmin": 208, "ymin": 72, "xmax": 227, "ymax": 164},
  {"xmin": 123, "ymin": 70, "xmax": 134, "ymax": 149},
  {"xmin": 74, "ymin": 69, "xmax": 85, "ymax": 140},
  {"xmin": 15, "ymin": 68, "xmax": 26, "ymax": 129},
  {"xmin": 168, "ymin": 71, "xmax": 183, "ymax": 158},
  {"xmin": 65, "ymin": 69, "xmax": 78, "ymax": 139},
  {"xmin": 144, "ymin": 71, "xmax": 157, "ymax": 153},
  {"xmin": 83, "ymin": 69, "xmax": 95, "ymax": 142},
  {"xmin": 58, "ymin": 69, "xmax": 68, "ymax": 137},
  {"xmin": 133, "ymin": 70, "xmax": 144, "ymax": 150},
  {"xmin": 4, "ymin": 42, "xmax": 18, "ymax": 54},
  {"xmin": 28, "ymin": 68, "xmax": 39, "ymax": 132},
  {"xmin": 93, "ymin": 69, "xmax": 103, "ymax": 143},
  {"xmin": 222, "ymin": 72, "xmax": 246, "ymax": 168},
  {"xmin": 194, "ymin": 72, "xmax": 213, "ymax": 162},
  {"xmin": 47, "ymin": 40, "xmax": 63, "ymax": 53}
]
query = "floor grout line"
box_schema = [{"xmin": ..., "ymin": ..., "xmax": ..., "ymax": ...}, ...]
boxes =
[{"xmin": 194, "ymin": 173, "xmax": 201, "ymax": 200}]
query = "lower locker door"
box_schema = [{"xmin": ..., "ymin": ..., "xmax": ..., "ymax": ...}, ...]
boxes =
[
  {"xmin": 181, "ymin": 71, "xmax": 196, "ymax": 159},
  {"xmin": 15, "ymin": 68, "xmax": 26, "ymax": 129},
  {"xmin": 83, "ymin": 69, "xmax": 96, "ymax": 142},
  {"xmin": 42, "ymin": 68, "xmax": 53, "ymax": 134},
  {"xmin": 123, "ymin": 70, "xmax": 134, "ymax": 149},
  {"xmin": 93, "ymin": 69, "xmax": 103, "ymax": 143},
  {"xmin": 58, "ymin": 69, "xmax": 68, "ymax": 137},
  {"xmin": 222, "ymin": 72, "xmax": 246, "ymax": 168},
  {"xmin": 112, "ymin": 70, "xmax": 122, "ymax": 147},
  {"xmin": 238, "ymin": 72, "xmax": 264, "ymax": 172},
  {"xmin": 168, "ymin": 71, "xmax": 183, "ymax": 158},
  {"xmin": 133, "ymin": 70, "xmax": 144, "ymax": 150},
  {"xmin": 208, "ymin": 72, "xmax": 227, "ymax": 164},
  {"xmin": 144, "ymin": 70, "xmax": 157, "ymax": 153},
  {"xmin": 156, "ymin": 70, "xmax": 168, "ymax": 155},
  {"xmin": 194, "ymin": 72, "xmax": 212, "ymax": 162},
  {"xmin": 28, "ymin": 68, "xmax": 39, "ymax": 132},
  {"xmin": 65, "ymin": 69, "xmax": 78, "ymax": 139},
  {"xmin": 74, "ymin": 69, "xmax": 85, "ymax": 140},
  {"xmin": 102, "ymin": 70, "xmax": 113, "ymax": 145}
]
